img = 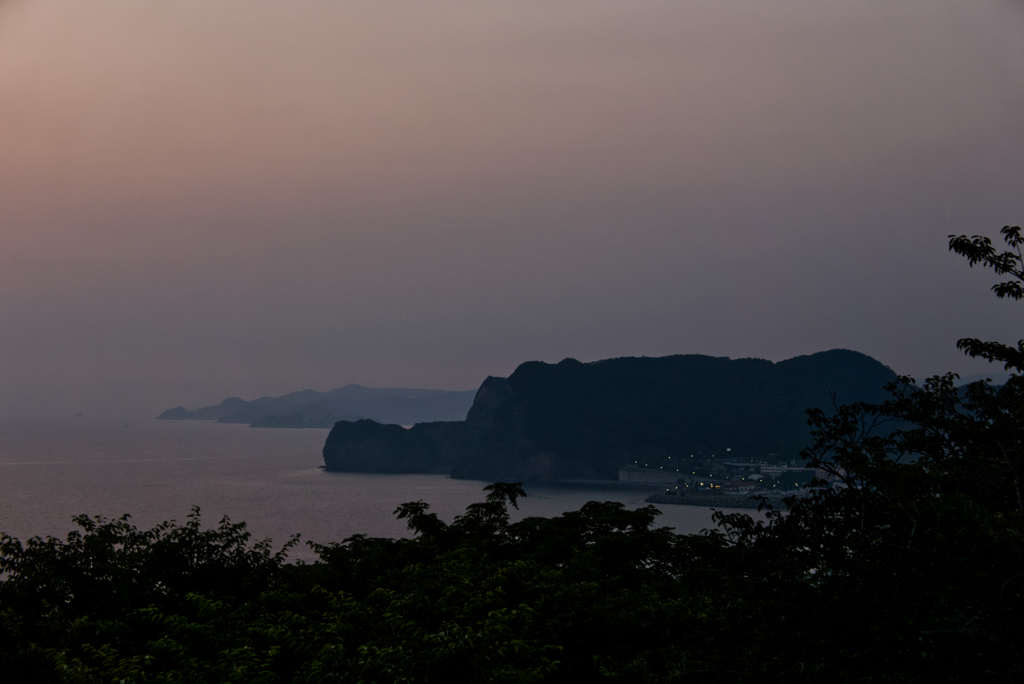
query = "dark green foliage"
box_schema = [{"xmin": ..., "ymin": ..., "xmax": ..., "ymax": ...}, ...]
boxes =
[
  {"xmin": 949, "ymin": 225, "xmax": 1024, "ymax": 302},
  {"xmin": 712, "ymin": 374, "xmax": 1024, "ymax": 681},
  {"xmin": 950, "ymin": 225, "xmax": 1024, "ymax": 372},
  {"xmin": 0, "ymin": 510, "xmax": 301, "ymax": 682}
]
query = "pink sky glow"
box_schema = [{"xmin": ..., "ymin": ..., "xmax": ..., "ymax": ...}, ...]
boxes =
[{"xmin": 1, "ymin": 0, "xmax": 1023, "ymax": 417}]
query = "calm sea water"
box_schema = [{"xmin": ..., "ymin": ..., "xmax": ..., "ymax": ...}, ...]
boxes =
[{"xmin": 0, "ymin": 417, "xmax": 756, "ymax": 562}]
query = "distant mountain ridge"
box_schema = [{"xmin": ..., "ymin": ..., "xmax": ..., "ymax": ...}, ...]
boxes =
[
  {"xmin": 157, "ymin": 385, "xmax": 478, "ymax": 427},
  {"xmin": 322, "ymin": 350, "xmax": 899, "ymax": 480}
]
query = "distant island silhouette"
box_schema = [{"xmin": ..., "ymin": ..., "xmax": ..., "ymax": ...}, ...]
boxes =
[
  {"xmin": 322, "ymin": 350, "xmax": 898, "ymax": 481},
  {"xmin": 157, "ymin": 385, "xmax": 477, "ymax": 428}
]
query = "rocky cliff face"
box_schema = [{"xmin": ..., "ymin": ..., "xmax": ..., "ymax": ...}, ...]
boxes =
[
  {"xmin": 322, "ymin": 350, "xmax": 898, "ymax": 481},
  {"xmin": 321, "ymin": 419, "xmax": 487, "ymax": 473}
]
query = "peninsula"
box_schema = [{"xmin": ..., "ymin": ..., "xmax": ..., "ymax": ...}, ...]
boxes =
[
  {"xmin": 157, "ymin": 385, "xmax": 477, "ymax": 428},
  {"xmin": 322, "ymin": 349, "xmax": 897, "ymax": 481}
]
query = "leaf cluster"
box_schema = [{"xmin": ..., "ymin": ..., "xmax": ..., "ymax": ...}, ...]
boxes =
[{"xmin": 950, "ymin": 226, "xmax": 1024, "ymax": 371}]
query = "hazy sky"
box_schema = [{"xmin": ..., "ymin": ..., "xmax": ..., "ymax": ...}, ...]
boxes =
[{"xmin": 2, "ymin": 0, "xmax": 1023, "ymax": 418}]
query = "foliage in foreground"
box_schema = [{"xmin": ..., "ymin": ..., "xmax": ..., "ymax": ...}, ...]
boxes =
[{"xmin": 0, "ymin": 227, "xmax": 1021, "ymax": 682}]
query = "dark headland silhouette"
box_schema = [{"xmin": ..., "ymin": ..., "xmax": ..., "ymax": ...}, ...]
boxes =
[
  {"xmin": 322, "ymin": 350, "xmax": 897, "ymax": 481},
  {"xmin": 157, "ymin": 385, "xmax": 477, "ymax": 428}
]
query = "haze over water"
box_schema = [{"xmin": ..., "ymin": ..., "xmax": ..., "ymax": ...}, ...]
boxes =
[
  {"xmin": 2, "ymin": 0, "xmax": 1023, "ymax": 419},
  {"xmin": 0, "ymin": 418, "xmax": 747, "ymax": 562}
]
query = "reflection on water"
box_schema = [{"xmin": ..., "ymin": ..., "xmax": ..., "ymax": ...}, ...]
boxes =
[{"xmin": 0, "ymin": 417, "xmax": 760, "ymax": 562}]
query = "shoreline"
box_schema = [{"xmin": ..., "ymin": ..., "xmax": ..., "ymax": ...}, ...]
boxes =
[{"xmin": 645, "ymin": 492, "xmax": 793, "ymax": 509}]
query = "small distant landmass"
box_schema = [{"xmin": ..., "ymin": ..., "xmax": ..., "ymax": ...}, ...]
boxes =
[
  {"xmin": 322, "ymin": 350, "xmax": 899, "ymax": 482},
  {"xmin": 157, "ymin": 385, "xmax": 477, "ymax": 428},
  {"xmin": 955, "ymin": 372, "xmax": 1012, "ymax": 387}
]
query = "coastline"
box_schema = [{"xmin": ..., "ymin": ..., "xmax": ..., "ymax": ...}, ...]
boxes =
[{"xmin": 644, "ymin": 492, "xmax": 792, "ymax": 509}]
